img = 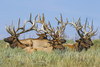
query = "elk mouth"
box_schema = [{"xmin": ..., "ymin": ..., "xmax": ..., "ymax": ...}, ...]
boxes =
[
  {"xmin": 10, "ymin": 43, "xmax": 17, "ymax": 48},
  {"xmin": 10, "ymin": 45, "xmax": 16, "ymax": 48},
  {"xmin": 91, "ymin": 43, "xmax": 94, "ymax": 46}
]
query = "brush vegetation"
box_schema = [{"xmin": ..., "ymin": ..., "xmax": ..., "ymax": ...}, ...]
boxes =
[{"xmin": 0, "ymin": 40, "xmax": 100, "ymax": 67}]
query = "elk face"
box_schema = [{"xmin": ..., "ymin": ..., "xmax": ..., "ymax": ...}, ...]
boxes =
[
  {"xmin": 83, "ymin": 38, "xmax": 94, "ymax": 46},
  {"xmin": 76, "ymin": 37, "xmax": 93, "ymax": 52},
  {"xmin": 4, "ymin": 36, "xmax": 18, "ymax": 48},
  {"xmin": 4, "ymin": 36, "xmax": 16, "ymax": 44}
]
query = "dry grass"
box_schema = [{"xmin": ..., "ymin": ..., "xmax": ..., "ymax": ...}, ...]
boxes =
[{"xmin": 0, "ymin": 40, "xmax": 100, "ymax": 67}]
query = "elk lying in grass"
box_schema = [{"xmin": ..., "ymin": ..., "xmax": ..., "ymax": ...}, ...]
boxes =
[
  {"xmin": 4, "ymin": 14, "xmax": 68, "ymax": 53},
  {"xmin": 4, "ymin": 18, "xmax": 38, "ymax": 48},
  {"xmin": 33, "ymin": 13, "xmax": 68, "ymax": 49},
  {"xmin": 64, "ymin": 18, "xmax": 97, "ymax": 52}
]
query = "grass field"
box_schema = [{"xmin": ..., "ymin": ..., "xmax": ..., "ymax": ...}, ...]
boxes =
[{"xmin": 0, "ymin": 39, "xmax": 100, "ymax": 67}]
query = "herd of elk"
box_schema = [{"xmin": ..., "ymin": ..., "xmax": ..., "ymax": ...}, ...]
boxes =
[{"xmin": 4, "ymin": 14, "xmax": 97, "ymax": 53}]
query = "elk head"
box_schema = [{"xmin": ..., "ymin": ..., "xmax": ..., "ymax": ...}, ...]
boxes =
[
  {"xmin": 69, "ymin": 18, "xmax": 97, "ymax": 51},
  {"xmin": 4, "ymin": 18, "xmax": 37, "ymax": 48}
]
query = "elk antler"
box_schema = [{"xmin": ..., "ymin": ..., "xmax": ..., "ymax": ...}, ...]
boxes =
[
  {"xmin": 5, "ymin": 18, "xmax": 37, "ymax": 37},
  {"xmin": 27, "ymin": 13, "xmax": 55, "ymax": 39},
  {"xmin": 27, "ymin": 13, "xmax": 47, "ymax": 34},
  {"xmin": 55, "ymin": 14, "xmax": 68, "ymax": 39},
  {"xmin": 35, "ymin": 14, "xmax": 68, "ymax": 40},
  {"xmin": 69, "ymin": 18, "xmax": 98, "ymax": 38}
]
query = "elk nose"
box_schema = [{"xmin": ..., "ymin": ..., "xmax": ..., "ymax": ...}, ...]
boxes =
[
  {"xmin": 4, "ymin": 38, "xmax": 7, "ymax": 41},
  {"xmin": 91, "ymin": 43, "xmax": 94, "ymax": 46},
  {"xmin": 88, "ymin": 46, "xmax": 90, "ymax": 48}
]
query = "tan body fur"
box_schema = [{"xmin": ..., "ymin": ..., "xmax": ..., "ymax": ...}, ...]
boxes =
[
  {"xmin": 19, "ymin": 38, "xmax": 53, "ymax": 53},
  {"xmin": 63, "ymin": 43, "xmax": 78, "ymax": 51}
]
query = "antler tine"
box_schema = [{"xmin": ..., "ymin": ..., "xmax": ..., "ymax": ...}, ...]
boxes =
[
  {"xmin": 11, "ymin": 23, "xmax": 17, "ymax": 37},
  {"xmin": 55, "ymin": 17, "xmax": 60, "ymax": 25},
  {"xmin": 9, "ymin": 25, "xmax": 14, "ymax": 35},
  {"xmin": 42, "ymin": 13, "xmax": 45, "ymax": 23},
  {"xmin": 47, "ymin": 21, "xmax": 55, "ymax": 32},
  {"xmin": 60, "ymin": 14, "xmax": 63, "ymax": 22},
  {"xmin": 11, "ymin": 21, "xmax": 13, "ymax": 30},
  {"xmin": 62, "ymin": 18, "xmax": 68, "ymax": 30},
  {"xmin": 27, "ymin": 13, "xmax": 38, "ymax": 25},
  {"xmin": 11, "ymin": 22, "xmax": 17, "ymax": 35},
  {"xmin": 15, "ymin": 18, "xmax": 20, "ymax": 32},
  {"xmin": 38, "ymin": 15, "xmax": 41, "ymax": 22},
  {"xmin": 89, "ymin": 28, "xmax": 98, "ymax": 37},
  {"xmin": 78, "ymin": 18, "xmax": 83, "ymax": 28},
  {"xmin": 91, "ymin": 20, "xmax": 93, "ymax": 31},
  {"xmin": 5, "ymin": 25, "xmax": 13, "ymax": 35},
  {"xmin": 55, "ymin": 14, "xmax": 64, "ymax": 27},
  {"xmin": 27, "ymin": 13, "xmax": 33, "ymax": 24},
  {"xmin": 34, "ymin": 15, "xmax": 38, "ymax": 24},
  {"xmin": 87, "ymin": 20, "xmax": 93, "ymax": 34},
  {"xmin": 77, "ymin": 18, "xmax": 84, "ymax": 34},
  {"xmin": 48, "ymin": 21, "xmax": 52, "ymax": 28},
  {"xmin": 87, "ymin": 20, "xmax": 98, "ymax": 37},
  {"xmin": 59, "ymin": 19, "xmax": 68, "ymax": 37},
  {"xmin": 83, "ymin": 18, "xmax": 88, "ymax": 35},
  {"xmin": 69, "ymin": 18, "xmax": 84, "ymax": 38},
  {"xmin": 23, "ymin": 20, "xmax": 27, "ymax": 31},
  {"xmin": 37, "ymin": 13, "xmax": 45, "ymax": 24},
  {"xmin": 5, "ymin": 21, "xmax": 16, "ymax": 36}
]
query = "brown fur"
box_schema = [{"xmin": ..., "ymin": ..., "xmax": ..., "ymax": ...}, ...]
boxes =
[
  {"xmin": 63, "ymin": 43, "xmax": 78, "ymax": 51},
  {"xmin": 63, "ymin": 38, "xmax": 93, "ymax": 52},
  {"xmin": 4, "ymin": 36, "xmax": 65, "ymax": 53}
]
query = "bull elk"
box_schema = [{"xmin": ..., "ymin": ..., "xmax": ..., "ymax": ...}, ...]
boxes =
[
  {"xmin": 64, "ymin": 18, "xmax": 97, "ymax": 52},
  {"xmin": 28, "ymin": 13, "xmax": 68, "ymax": 49},
  {"xmin": 4, "ymin": 18, "xmax": 37, "ymax": 48}
]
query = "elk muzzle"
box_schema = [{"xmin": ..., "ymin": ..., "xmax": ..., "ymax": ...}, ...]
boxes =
[{"xmin": 4, "ymin": 37, "xmax": 12, "ymax": 43}]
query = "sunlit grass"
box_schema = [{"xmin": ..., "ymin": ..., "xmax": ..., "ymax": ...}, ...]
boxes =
[{"xmin": 0, "ymin": 40, "xmax": 100, "ymax": 67}]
